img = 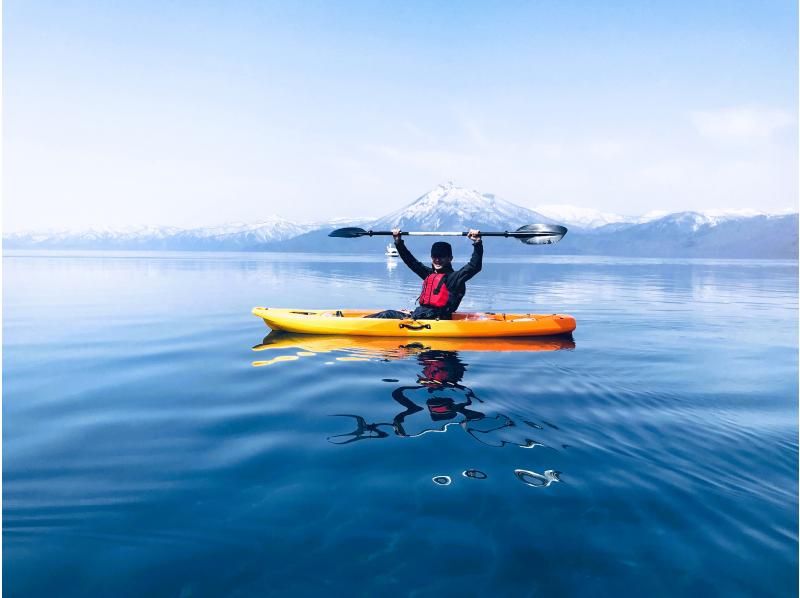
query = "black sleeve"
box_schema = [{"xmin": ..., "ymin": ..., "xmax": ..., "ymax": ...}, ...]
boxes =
[
  {"xmin": 450, "ymin": 241, "xmax": 483, "ymax": 286},
  {"xmin": 396, "ymin": 239, "xmax": 432, "ymax": 279}
]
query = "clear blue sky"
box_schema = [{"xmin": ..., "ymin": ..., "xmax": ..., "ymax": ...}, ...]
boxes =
[{"xmin": 4, "ymin": 0, "xmax": 798, "ymax": 231}]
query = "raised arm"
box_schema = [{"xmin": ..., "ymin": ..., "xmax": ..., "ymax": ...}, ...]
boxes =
[
  {"xmin": 453, "ymin": 230, "xmax": 483, "ymax": 283},
  {"xmin": 393, "ymin": 228, "xmax": 432, "ymax": 279}
]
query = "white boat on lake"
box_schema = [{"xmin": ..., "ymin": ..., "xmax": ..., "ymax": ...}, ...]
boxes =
[{"xmin": 385, "ymin": 243, "xmax": 399, "ymax": 257}]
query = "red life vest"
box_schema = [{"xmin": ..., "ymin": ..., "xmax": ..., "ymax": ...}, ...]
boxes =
[
  {"xmin": 419, "ymin": 273, "xmax": 450, "ymax": 308},
  {"xmin": 422, "ymin": 360, "xmax": 450, "ymax": 383}
]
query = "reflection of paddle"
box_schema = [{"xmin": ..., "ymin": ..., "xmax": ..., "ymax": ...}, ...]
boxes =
[{"xmin": 329, "ymin": 224, "xmax": 567, "ymax": 245}]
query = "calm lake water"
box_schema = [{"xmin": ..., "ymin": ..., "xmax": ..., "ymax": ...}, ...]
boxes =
[{"xmin": 4, "ymin": 249, "xmax": 798, "ymax": 597}]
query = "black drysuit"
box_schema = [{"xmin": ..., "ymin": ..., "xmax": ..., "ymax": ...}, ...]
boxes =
[{"xmin": 368, "ymin": 239, "xmax": 483, "ymax": 320}]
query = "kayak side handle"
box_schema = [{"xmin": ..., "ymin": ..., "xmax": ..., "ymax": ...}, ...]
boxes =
[{"xmin": 399, "ymin": 322, "xmax": 432, "ymax": 331}]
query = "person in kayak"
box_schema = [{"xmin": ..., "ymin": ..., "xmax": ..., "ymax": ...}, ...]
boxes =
[{"xmin": 366, "ymin": 227, "xmax": 483, "ymax": 320}]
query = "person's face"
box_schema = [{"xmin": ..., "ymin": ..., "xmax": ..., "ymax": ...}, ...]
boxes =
[{"xmin": 431, "ymin": 254, "xmax": 452, "ymax": 271}]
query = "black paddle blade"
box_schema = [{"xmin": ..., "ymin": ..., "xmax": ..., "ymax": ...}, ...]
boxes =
[
  {"xmin": 328, "ymin": 227, "xmax": 369, "ymax": 238},
  {"xmin": 515, "ymin": 224, "xmax": 568, "ymax": 245}
]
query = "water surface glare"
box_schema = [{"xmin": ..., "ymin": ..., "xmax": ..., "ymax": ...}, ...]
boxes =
[{"xmin": 4, "ymin": 251, "xmax": 798, "ymax": 596}]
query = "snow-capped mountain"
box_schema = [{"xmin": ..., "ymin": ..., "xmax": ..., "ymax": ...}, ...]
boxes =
[
  {"xmin": 528, "ymin": 205, "xmax": 789, "ymax": 230},
  {"xmin": 266, "ymin": 184, "xmax": 796, "ymax": 258},
  {"xmin": 531, "ymin": 204, "xmax": 628, "ymax": 229},
  {"xmin": 4, "ymin": 225, "xmax": 183, "ymax": 244},
  {"xmin": 175, "ymin": 218, "xmax": 309, "ymax": 240},
  {"xmin": 370, "ymin": 182, "xmax": 554, "ymax": 231},
  {"xmin": 635, "ymin": 211, "xmax": 724, "ymax": 234},
  {"xmin": 168, "ymin": 217, "xmax": 317, "ymax": 249},
  {"xmin": 3, "ymin": 217, "xmax": 319, "ymax": 250},
  {"xmin": 631, "ymin": 209, "xmax": 797, "ymax": 231},
  {"xmin": 4, "ymin": 183, "xmax": 797, "ymax": 258},
  {"xmin": 692, "ymin": 208, "xmax": 797, "ymax": 225},
  {"xmin": 571, "ymin": 210, "xmax": 798, "ymax": 258}
]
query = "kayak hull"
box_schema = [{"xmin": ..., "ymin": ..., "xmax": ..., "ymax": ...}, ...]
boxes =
[{"xmin": 252, "ymin": 307, "xmax": 576, "ymax": 338}]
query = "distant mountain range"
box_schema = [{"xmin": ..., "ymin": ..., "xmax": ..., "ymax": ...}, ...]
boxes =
[{"xmin": 5, "ymin": 182, "xmax": 797, "ymax": 258}]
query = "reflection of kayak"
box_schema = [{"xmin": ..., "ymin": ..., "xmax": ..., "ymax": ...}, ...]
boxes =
[
  {"xmin": 254, "ymin": 331, "xmax": 575, "ymax": 356},
  {"xmin": 252, "ymin": 307, "xmax": 576, "ymax": 337}
]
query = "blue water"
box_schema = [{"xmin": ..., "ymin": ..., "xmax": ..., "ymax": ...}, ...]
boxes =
[{"xmin": 4, "ymin": 250, "xmax": 798, "ymax": 596}]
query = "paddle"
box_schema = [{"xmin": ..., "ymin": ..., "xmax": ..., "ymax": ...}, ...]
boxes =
[{"xmin": 329, "ymin": 224, "xmax": 567, "ymax": 245}]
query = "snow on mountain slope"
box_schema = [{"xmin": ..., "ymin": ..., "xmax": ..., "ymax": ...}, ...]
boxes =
[
  {"xmin": 4, "ymin": 217, "xmax": 317, "ymax": 249},
  {"xmin": 174, "ymin": 217, "xmax": 316, "ymax": 243},
  {"xmin": 533, "ymin": 205, "xmax": 794, "ymax": 229},
  {"xmin": 370, "ymin": 182, "xmax": 554, "ymax": 230},
  {"xmin": 531, "ymin": 204, "xmax": 627, "ymax": 229},
  {"xmin": 635, "ymin": 209, "xmax": 794, "ymax": 230}
]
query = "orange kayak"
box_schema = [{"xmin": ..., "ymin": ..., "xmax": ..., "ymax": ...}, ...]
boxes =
[{"xmin": 252, "ymin": 307, "xmax": 576, "ymax": 338}]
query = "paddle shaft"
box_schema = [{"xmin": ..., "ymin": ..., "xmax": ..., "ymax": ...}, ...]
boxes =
[{"xmin": 368, "ymin": 231, "xmax": 554, "ymax": 237}]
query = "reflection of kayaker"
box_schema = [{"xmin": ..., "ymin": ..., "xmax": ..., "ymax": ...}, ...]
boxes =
[
  {"xmin": 391, "ymin": 350, "xmax": 484, "ymax": 437},
  {"xmin": 323, "ymin": 347, "xmax": 563, "ymax": 487},
  {"xmin": 328, "ymin": 350, "xmax": 512, "ymax": 444}
]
